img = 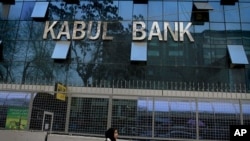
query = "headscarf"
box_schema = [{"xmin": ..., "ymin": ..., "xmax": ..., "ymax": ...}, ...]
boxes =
[{"xmin": 105, "ymin": 128, "xmax": 117, "ymax": 141}]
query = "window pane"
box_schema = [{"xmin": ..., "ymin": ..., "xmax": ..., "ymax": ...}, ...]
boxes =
[
  {"xmin": 137, "ymin": 97, "xmax": 153, "ymax": 137},
  {"xmin": 198, "ymin": 100, "xmax": 240, "ymax": 140},
  {"xmin": 163, "ymin": 1, "xmax": 178, "ymax": 21},
  {"xmin": 148, "ymin": 1, "xmax": 162, "ymax": 21},
  {"xmin": 224, "ymin": 4, "xmax": 240, "ymax": 22},
  {"xmin": 17, "ymin": 21, "xmax": 32, "ymax": 40},
  {"xmin": 242, "ymin": 101, "xmax": 250, "ymax": 125},
  {"xmin": 210, "ymin": 2, "xmax": 224, "ymax": 22},
  {"xmin": 178, "ymin": 2, "xmax": 192, "ymax": 21},
  {"xmin": 240, "ymin": 3, "xmax": 250, "ymax": 22},
  {"xmin": 20, "ymin": 1, "xmax": 35, "ymax": 20},
  {"xmin": 69, "ymin": 97, "xmax": 108, "ymax": 134},
  {"xmin": 133, "ymin": 4, "xmax": 147, "ymax": 20},
  {"xmin": 119, "ymin": 1, "xmax": 132, "ymax": 20},
  {"xmin": 8, "ymin": 1, "xmax": 23, "ymax": 20},
  {"xmin": 112, "ymin": 99, "xmax": 138, "ymax": 136}
]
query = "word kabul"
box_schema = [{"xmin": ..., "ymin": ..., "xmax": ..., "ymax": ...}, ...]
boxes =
[{"xmin": 43, "ymin": 21, "xmax": 194, "ymax": 42}]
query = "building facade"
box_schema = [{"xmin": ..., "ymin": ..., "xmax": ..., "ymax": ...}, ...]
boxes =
[{"xmin": 0, "ymin": 0, "xmax": 250, "ymax": 140}]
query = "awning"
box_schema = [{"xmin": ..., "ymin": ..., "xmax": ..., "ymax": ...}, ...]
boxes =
[
  {"xmin": 31, "ymin": 2, "xmax": 49, "ymax": 18},
  {"xmin": 51, "ymin": 41, "xmax": 71, "ymax": 59},
  {"xmin": 227, "ymin": 45, "xmax": 249, "ymax": 65},
  {"xmin": 194, "ymin": 2, "xmax": 213, "ymax": 10},
  {"xmin": 130, "ymin": 42, "xmax": 147, "ymax": 62}
]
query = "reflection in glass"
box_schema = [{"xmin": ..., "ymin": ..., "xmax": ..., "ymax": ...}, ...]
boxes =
[
  {"xmin": 240, "ymin": 3, "xmax": 250, "ymax": 22},
  {"xmin": 226, "ymin": 23, "xmax": 242, "ymax": 45},
  {"xmin": 133, "ymin": 4, "xmax": 147, "ymax": 20},
  {"xmin": 17, "ymin": 21, "xmax": 32, "ymax": 40},
  {"xmin": 118, "ymin": 1, "xmax": 132, "ymax": 20},
  {"xmin": 154, "ymin": 98, "xmax": 196, "ymax": 139},
  {"xmin": 5, "ymin": 21, "xmax": 19, "ymax": 40},
  {"xmin": 148, "ymin": 1, "xmax": 162, "ymax": 21},
  {"xmin": 8, "ymin": 2, "xmax": 23, "ymax": 20},
  {"xmin": 67, "ymin": 64, "xmax": 84, "ymax": 86},
  {"xmin": 198, "ymin": 100, "xmax": 240, "ymax": 140},
  {"xmin": 242, "ymin": 24, "xmax": 250, "ymax": 46},
  {"xmin": 242, "ymin": 101, "xmax": 250, "ymax": 125},
  {"xmin": 194, "ymin": 22, "xmax": 209, "ymax": 33},
  {"xmin": 137, "ymin": 97, "xmax": 153, "ymax": 137},
  {"xmin": 209, "ymin": 2, "xmax": 224, "ymax": 22},
  {"xmin": 0, "ymin": 91, "xmax": 32, "ymax": 107},
  {"xmin": 163, "ymin": 1, "xmax": 178, "ymax": 21},
  {"xmin": 49, "ymin": 2, "xmax": 63, "ymax": 20},
  {"xmin": 14, "ymin": 41, "xmax": 29, "ymax": 61},
  {"xmin": 210, "ymin": 23, "xmax": 226, "ymax": 45},
  {"xmin": 224, "ymin": 4, "xmax": 240, "ymax": 22},
  {"xmin": 226, "ymin": 23, "xmax": 240, "ymax": 30},
  {"xmin": 178, "ymin": 2, "xmax": 192, "ymax": 21},
  {"xmin": 53, "ymin": 63, "xmax": 69, "ymax": 85},
  {"xmin": 74, "ymin": 1, "xmax": 89, "ymax": 20},
  {"xmin": 112, "ymin": 99, "xmax": 137, "ymax": 136},
  {"xmin": 23, "ymin": 51, "xmax": 54, "ymax": 84},
  {"xmin": 21, "ymin": 1, "xmax": 35, "ymax": 20}
]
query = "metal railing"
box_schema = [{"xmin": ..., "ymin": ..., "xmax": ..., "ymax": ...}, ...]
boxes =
[{"xmin": 0, "ymin": 78, "xmax": 248, "ymax": 93}]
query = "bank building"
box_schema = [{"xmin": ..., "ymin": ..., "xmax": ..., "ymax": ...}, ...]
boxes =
[{"xmin": 0, "ymin": 0, "xmax": 250, "ymax": 141}]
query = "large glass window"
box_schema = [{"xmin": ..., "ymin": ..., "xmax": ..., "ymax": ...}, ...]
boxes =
[
  {"xmin": 137, "ymin": 97, "xmax": 153, "ymax": 137},
  {"xmin": 240, "ymin": 3, "xmax": 250, "ymax": 23},
  {"xmin": 48, "ymin": 2, "xmax": 62, "ymax": 20},
  {"xmin": 21, "ymin": 1, "xmax": 35, "ymax": 20},
  {"xmin": 178, "ymin": 1, "xmax": 192, "ymax": 21},
  {"xmin": 118, "ymin": 1, "xmax": 132, "ymax": 20},
  {"xmin": 198, "ymin": 100, "xmax": 240, "ymax": 140},
  {"xmin": 163, "ymin": 1, "xmax": 178, "ymax": 21},
  {"xmin": 5, "ymin": 21, "xmax": 19, "ymax": 40},
  {"xmin": 242, "ymin": 100, "xmax": 250, "ymax": 125},
  {"xmin": 8, "ymin": 1, "xmax": 23, "ymax": 20},
  {"xmin": 16, "ymin": 21, "xmax": 32, "ymax": 40},
  {"xmin": 210, "ymin": 23, "xmax": 226, "ymax": 45},
  {"xmin": 69, "ymin": 97, "xmax": 108, "ymax": 134},
  {"xmin": 112, "ymin": 99, "xmax": 138, "ymax": 136},
  {"xmin": 148, "ymin": 1, "xmax": 162, "ymax": 21},
  {"xmin": 242, "ymin": 24, "xmax": 250, "ymax": 47},
  {"xmin": 154, "ymin": 98, "xmax": 196, "ymax": 139},
  {"xmin": 14, "ymin": 41, "xmax": 29, "ymax": 61},
  {"xmin": 226, "ymin": 23, "xmax": 242, "ymax": 44},
  {"xmin": 224, "ymin": 3, "xmax": 240, "ymax": 22},
  {"xmin": 133, "ymin": 4, "xmax": 147, "ymax": 20},
  {"xmin": 209, "ymin": 2, "xmax": 224, "ymax": 22}
]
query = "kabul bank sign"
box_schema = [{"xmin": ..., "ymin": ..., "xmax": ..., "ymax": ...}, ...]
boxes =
[{"xmin": 43, "ymin": 21, "xmax": 194, "ymax": 42}]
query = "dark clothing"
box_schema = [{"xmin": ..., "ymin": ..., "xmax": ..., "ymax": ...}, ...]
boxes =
[{"xmin": 105, "ymin": 128, "xmax": 117, "ymax": 141}]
